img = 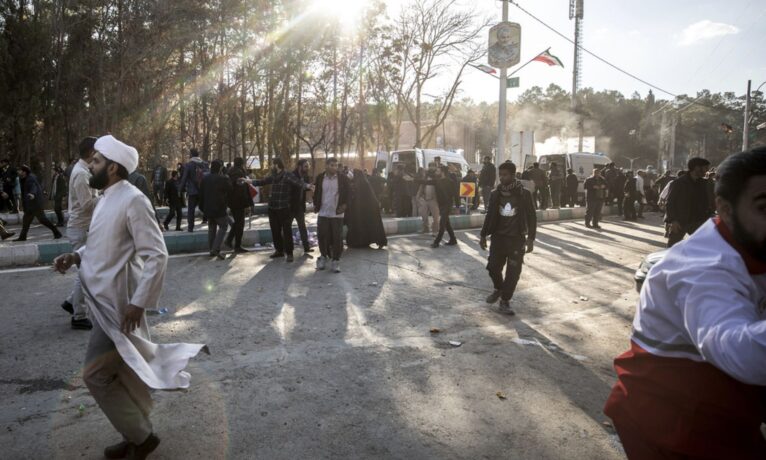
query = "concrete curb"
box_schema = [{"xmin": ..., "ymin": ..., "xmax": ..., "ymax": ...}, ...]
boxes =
[{"xmin": 0, "ymin": 206, "xmax": 614, "ymax": 268}]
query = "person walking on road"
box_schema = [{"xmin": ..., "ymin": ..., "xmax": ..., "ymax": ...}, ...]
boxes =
[
  {"xmin": 314, "ymin": 157, "xmax": 350, "ymax": 272},
  {"xmin": 151, "ymin": 164, "xmax": 167, "ymax": 206},
  {"xmin": 199, "ymin": 159, "xmax": 231, "ymax": 259},
  {"xmin": 622, "ymin": 171, "xmax": 638, "ymax": 221},
  {"xmin": 604, "ymin": 148, "xmax": 766, "ymax": 459},
  {"xmin": 415, "ymin": 165, "xmax": 458, "ymax": 248},
  {"xmin": 179, "ymin": 149, "xmax": 209, "ymax": 232},
  {"xmin": 479, "ymin": 155, "xmax": 496, "ymax": 213},
  {"xmin": 224, "ymin": 157, "xmax": 251, "ymax": 253},
  {"xmin": 163, "ymin": 171, "xmax": 183, "ymax": 232},
  {"xmin": 584, "ymin": 168, "xmax": 607, "ymax": 229},
  {"xmin": 60, "ymin": 136, "xmax": 98, "ymax": 330},
  {"xmin": 479, "ymin": 161, "xmax": 536, "ymax": 315},
  {"xmin": 665, "ymin": 157, "xmax": 712, "ymax": 247},
  {"xmin": 51, "ymin": 166, "xmax": 68, "ymax": 226},
  {"xmin": 15, "ymin": 165, "xmax": 62, "ymax": 241},
  {"xmin": 247, "ymin": 158, "xmax": 313, "ymax": 263},
  {"xmin": 53, "ymin": 134, "xmax": 207, "ymax": 460},
  {"xmin": 528, "ymin": 162, "xmax": 548, "ymax": 209},
  {"xmin": 417, "ymin": 166, "xmax": 440, "ymax": 234}
]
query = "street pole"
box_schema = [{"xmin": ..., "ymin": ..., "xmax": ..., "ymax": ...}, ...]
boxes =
[
  {"xmin": 497, "ymin": 0, "xmax": 509, "ymax": 164},
  {"xmin": 743, "ymin": 79, "xmax": 751, "ymax": 151}
]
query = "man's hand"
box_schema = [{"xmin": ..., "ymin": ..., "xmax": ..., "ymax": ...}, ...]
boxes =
[
  {"xmin": 0, "ymin": 192, "xmax": 7, "ymax": 199},
  {"xmin": 525, "ymin": 240, "xmax": 534, "ymax": 253},
  {"xmin": 479, "ymin": 236, "xmax": 487, "ymax": 251},
  {"xmin": 121, "ymin": 305, "xmax": 144, "ymax": 334},
  {"xmin": 670, "ymin": 221, "xmax": 682, "ymax": 234},
  {"xmin": 53, "ymin": 253, "xmax": 80, "ymax": 274},
  {"xmin": 27, "ymin": 193, "xmax": 34, "ymax": 200},
  {"xmin": 336, "ymin": 204, "xmax": 347, "ymax": 214},
  {"xmin": 307, "ymin": 184, "xmax": 316, "ymax": 192}
]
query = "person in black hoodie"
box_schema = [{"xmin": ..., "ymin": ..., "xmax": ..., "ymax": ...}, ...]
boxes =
[
  {"xmin": 479, "ymin": 161, "xmax": 536, "ymax": 315},
  {"xmin": 199, "ymin": 159, "xmax": 232, "ymax": 259},
  {"xmin": 225, "ymin": 157, "xmax": 252, "ymax": 253},
  {"xmin": 16, "ymin": 165, "xmax": 62, "ymax": 241},
  {"xmin": 290, "ymin": 159, "xmax": 313, "ymax": 253},
  {"xmin": 163, "ymin": 170, "xmax": 184, "ymax": 231},
  {"xmin": 415, "ymin": 165, "xmax": 458, "ymax": 248},
  {"xmin": 346, "ymin": 169, "xmax": 387, "ymax": 249}
]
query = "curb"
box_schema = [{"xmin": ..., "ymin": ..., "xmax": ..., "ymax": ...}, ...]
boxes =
[{"xmin": 0, "ymin": 205, "xmax": 613, "ymax": 268}]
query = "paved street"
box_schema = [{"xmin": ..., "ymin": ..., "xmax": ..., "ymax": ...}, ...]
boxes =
[{"xmin": 0, "ymin": 214, "xmax": 667, "ymax": 459}]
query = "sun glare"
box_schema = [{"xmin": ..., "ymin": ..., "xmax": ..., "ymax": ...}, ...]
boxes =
[{"xmin": 312, "ymin": 0, "xmax": 368, "ymax": 30}]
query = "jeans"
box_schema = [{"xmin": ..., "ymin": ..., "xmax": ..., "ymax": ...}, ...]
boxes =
[
  {"xmin": 487, "ymin": 235, "xmax": 526, "ymax": 301},
  {"xmin": 268, "ymin": 207, "xmax": 294, "ymax": 255},
  {"xmin": 318, "ymin": 216, "xmax": 344, "ymax": 260},
  {"xmin": 418, "ymin": 198, "xmax": 439, "ymax": 232},
  {"xmin": 434, "ymin": 204, "xmax": 455, "ymax": 244},
  {"xmin": 292, "ymin": 210, "xmax": 310, "ymax": 249},
  {"xmin": 481, "ymin": 186, "xmax": 493, "ymax": 211},
  {"xmin": 226, "ymin": 207, "xmax": 246, "ymax": 248},
  {"xmin": 164, "ymin": 202, "xmax": 183, "ymax": 230},
  {"xmin": 186, "ymin": 194, "xmax": 199, "ymax": 231},
  {"xmin": 207, "ymin": 216, "xmax": 229, "ymax": 253},
  {"xmin": 66, "ymin": 226, "xmax": 88, "ymax": 320},
  {"xmin": 19, "ymin": 209, "xmax": 60, "ymax": 239},
  {"xmin": 585, "ymin": 199, "xmax": 604, "ymax": 226}
]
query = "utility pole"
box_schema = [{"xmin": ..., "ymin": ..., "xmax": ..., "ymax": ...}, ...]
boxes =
[
  {"xmin": 743, "ymin": 79, "xmax": 752, "ymax": 151},
  {"xmin": 497, "ymin": 0, "xmax": 509, "ymax": 164},
  {"xmin": 570, "ymin": 0, "xmax": 584, "ymax": 152}
]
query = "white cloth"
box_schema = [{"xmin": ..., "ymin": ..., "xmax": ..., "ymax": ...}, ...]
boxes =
[
  {"xmin": 319, "ymin": 174, "xmax": 343, "ymax": 219},
  {"xmin": 632, "ymin": 219, "xmax": 766, "ymax": 385},
  {"xmin": 635, "ymin": 175, "xmax": 644, "ymax": 194},
  {"xmin": 95, "ymin": 135, "xmax": 139, "ymax": 174},
  {"xmin": 77, "ymin": 180, "xmax": 206, "ymax": 390},
  {"xmin": 67, "ymin": 159, "xmax": 97, "ymax": 229}
]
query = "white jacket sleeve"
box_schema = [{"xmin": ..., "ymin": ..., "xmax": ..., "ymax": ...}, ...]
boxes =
[
  {"xmin": 680, "ymin": 265, "xmax": 766, "ymax": 385},
  {"xmin": 125, "ymin": 194, "xmax": 168, "ymax": 309}
]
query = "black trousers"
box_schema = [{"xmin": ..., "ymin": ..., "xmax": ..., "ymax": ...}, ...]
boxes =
[
  {"xmin": 268, "ymin": 207, "xmax": 294, "ymax": 255},
  {"xmin": 20, "ymin": 209, "xmax": 59, "ymax": 239},
  {"xmin": 318, "ymin": 216, "xmax": 344, "ymax": 260},
  {"xmin": 623, "ymin": 193, "xmax": 637, "ymax": 220},
  {"xmin": 613, "ymin": 191, "xmax": 624, "ymax": 216},
  {"xmin": 564, "ymin": 188, "xmax": 578, "ymax": 207},
  {"xmin": 187, "ymin": 194, "xmax": 199, "ymax": 231},
  {"xmin": 292, "ymin": 210, "xmax": 310, "ymax": 249},
  {"xmin": 226, "ymin": 207, "xmax": 246, "ymax": 248},
  {"xmin": 434, "ymin": 204, "xmax": 456, "ymax": 244},
  {"xmin": 164, "ymin": 202, "xmax": 183, "ymax": 230},
  {"xmin": 53, "ymin": 198, "xmax": 65, "ymax": 225},
  {"xmin": 487, "ymin": 235, "xmax": 526, "ymax": 301},
  {"xmin": 585, "ymin": 199, "xmax": 604, "ymax": 226}
]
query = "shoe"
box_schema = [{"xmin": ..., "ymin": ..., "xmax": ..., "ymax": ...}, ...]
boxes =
[
  {"xmin": 61, "ymin": 301, "xmax": 74, "ymax": 315},
  {"xmin": 53, "ymin": 232, "xmax": 63, "ymax": 239},
  {"xmin": 269, "ymin": 252, "xmax": 285, "ymax": 259},
  {"xmin": 430, "ymin": 242, "xmax": 439, "ymax": 248},
  {"xmin": 585, "ymin": 223, "xmax": 592, "ymax": 228},
  {"xmin": 1, "ymin": 231, "xmax": 14, "ymax": 240},
  {"xmin": 175, "ymin": 227, "xmax": 181, "ymax": 232},
  {"xmin": 209, "ymin": 251, "xmax": 217, "ymax": 257},
  {"xmin": 498, "ymin": 299, "xmax": 515, "ymax": 316},
  {"xmin": 331, "ymin": 260, "xmax": 340, "ymax": 273},
  {"xmin": 216, "ymin": 253, "xmax": 226, "ymax": 261},
  {"xmin": 304, "ymin": 247, "xmax": 314, "ymax": 253},
  {"xmin": 445, "ymin": 239, "xmax": 458, "ymax": 246},
  {"xmin": 486, "ymin": 290, "xmax": 501, "ymax": 304},
  {"xmin": 14, "ymin": 237, "xmax": 26, "ymax": 242},
  {"xmin": 104, "ymin": 440, "xmax": 130, "ymax": 459},
  {"xmin": 234, "ymin": 247, "xmax": 249, "ymax": 254},
  {"xmin": 187, "ymin": 229, "xmax": 194, "ymax": 233},
  {"xmin": 71, "ymin": 318, "xmax": 93, "ymax": 330},
  {"xmin": 163, "ymin": 223, "xmax": 169, "ymax": 231},
  {"xmin": 126, "ymin": 433, "xmax": 160, "ymax": 460},
  {"xmin": 593, "ymin": 225, "xmax": 602, "ymax": 229},
  {"xmin": 223, "ymin": 240, "xmax": 233, "ymax": 250},
  {"xmin": 316, "ymin": 256, "xmax": 326, "ymax": 270},
  {"xmin": 286, "ymin": 254, "xmax": 294, "ymax": 263}
]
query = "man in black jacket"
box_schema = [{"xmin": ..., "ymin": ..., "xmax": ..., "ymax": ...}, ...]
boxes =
[
  {"xmin": 313, "ymin": 157, "xmax": 350, "ymax": 272},
  {"xmin": 225, "ymin": 157, "xmax": 251, "ymax": 253},
  {"xmin": 290, "ymin": 159, "xmax": 313, "ymax": 254},
  {"xmin": 199, "ymin": 160, "xmax": 232, "ymax": 259},
  {"xmin": 1, "ymin": 158, "xmax": 18, "ymax": 213},
  {"xmin": 479, "ymin": 156, "xmax": 496, "ymax": 212},
  {"xmin": 665, "ymin": 157, "xmax": 711, "ymax": 247},
  {"xmin": 163, "ymin": 171, "xmax": 184, "ymax": 231},
  {"xmin": 584, "ymin": 168, "xmax": 608, "ymax": 229},
  {"xmin": 416, "ymin": 165, "xmax": 458, "ymax": 248},
  {"xmin": 564, "ymin": 168, "xmax": 579, "ymax": 207},
  {"xmin": 480, "ymin": 161, "xmax": 536, "ymax": 315},
  {"xmin": 16, "ymin": 165, "xmax": 63, "ymax": 241}
]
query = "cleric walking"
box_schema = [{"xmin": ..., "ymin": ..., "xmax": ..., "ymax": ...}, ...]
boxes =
[{"xmin": 53, "ymin": 135, "xmax": 207, "ymax": 460}]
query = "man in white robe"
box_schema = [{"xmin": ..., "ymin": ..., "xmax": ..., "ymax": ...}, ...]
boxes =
[{"xmin": 54, "ymin": 135, "xmax": 207, "ymax": 460}]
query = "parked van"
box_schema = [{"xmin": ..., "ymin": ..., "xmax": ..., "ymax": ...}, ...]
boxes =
[
  {"xmin": 375, "ymin": 149, "xmax": 470, "ymax": 178},
  {"xmin": 524, "ymin": 152, "xmax": 612, "ymax": 202}
]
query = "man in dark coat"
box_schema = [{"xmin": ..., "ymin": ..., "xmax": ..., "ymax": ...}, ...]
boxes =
[
  {"xmin": 564, "ymin": 168, "xmax": 579, "ymax": 207},
  {"xmin": 665, "ymin": 157, "xmax": 712, "ymax": 247},
  {"xmin": 584, "ymin": 168, "xmax": 608, "ymax": 229},
  {"xmin": 15, "ymin": 165, "xmax": 62, "ymax": 241},
  {"xmin": 548, "ymin": 162, "xmax": 564, "ymax": 209},
  {"xmin": 225, "ymin": 157, "xmax": 252, "ymax": 253},
  {"xmin": 51, "ymin": 166, "xmax": 68, "ymax": 226},
  {"xmin": 480, "ymin": 161, "xmax": 536, "ymax": 315},
  {"xmin": 179, "ymin": 149, "xmax": 209, "ymax": 232},
  {"xmin": 199, "ymin": 159, "xmax": 232, "ymax": 259},
  {"xmin": 289, "ymin": 159, "xmax": 313, "ymax": 253},
  {"xmin": 415, "ymin": 165, "xmax": 458, "ymax": 248},
  {"xmin": 163, "ymin": 171, "xmax": 184, "ymax": 231},
  {"xmin": 346, "ymin": 169, "xmax": 387, "ymax": 249},
  {"xmin": 623, "ymin": 171, "xmax": 638, "ymax": 221},
  {"xmin": 478, "ymin": 155, "xmax": 496, "ymax": 212},
  {"xmin": 151, "ymin": 164, "xmax": 168, "ymax": 206},
  {"xmin": 1, "ymin": 158, "xmax": 18, "ymax": 213}
]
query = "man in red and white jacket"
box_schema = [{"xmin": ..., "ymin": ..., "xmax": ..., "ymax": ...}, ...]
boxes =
[{"xmin": 605, "ymin": 148, "xmax": 766, "ymax": 459}]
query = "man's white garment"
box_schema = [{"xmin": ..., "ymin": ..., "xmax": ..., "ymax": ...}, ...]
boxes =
[
  {"xmin": 632, "ymin": 218, "xmax": 766, "ymax": 385},
  {"xmin": 77, "ymin": 180, "xmax": 206, "ymax": 390},
  {"xmin": 67, "ymin": 159, "xmax": 97, "ymax": 230},
  {"xmin": 319, "ymin": 174, "xmax": 343, "ymax": 218},
  {"xmin": 635, "ymin": 175, "xmax": 644, "ymax": 194}
]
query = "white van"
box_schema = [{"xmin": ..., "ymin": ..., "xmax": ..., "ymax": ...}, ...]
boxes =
[
  {"xmin": 375, "ymin": 149, "xmax": 470, "ymax": 179},
  {"xmin": 525, "ymin": 152, "xmax": 612, "ymax": 201}
]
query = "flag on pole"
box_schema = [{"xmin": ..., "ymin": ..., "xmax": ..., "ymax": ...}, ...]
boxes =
[
  {"xmin": 532, "ymin": 50, "xmax": 564, "ymax": 67},
  {"xmin": 471, "ymin": 64, "xmax": 498, "ymax": 76}
]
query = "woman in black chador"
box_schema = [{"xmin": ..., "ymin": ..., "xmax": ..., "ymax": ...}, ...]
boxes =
[{"xmin": 346, "ymin": 169, "xmax": 388, "ymax": 249}]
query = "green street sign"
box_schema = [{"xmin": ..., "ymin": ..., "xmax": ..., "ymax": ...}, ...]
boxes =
[{"xmin": 506, "ymin": 77, "xmax": 519, "ymax": 88}]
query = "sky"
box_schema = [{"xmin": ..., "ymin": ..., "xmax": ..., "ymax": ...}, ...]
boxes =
[{"xmin": 380, "ymin": 0, "xmax": 766, "ymax": 103}]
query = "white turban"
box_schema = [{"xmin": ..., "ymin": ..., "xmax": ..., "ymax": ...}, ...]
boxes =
[{"xmin": 94, "ymin": 135, "xmax": 139, "ymax": 174}]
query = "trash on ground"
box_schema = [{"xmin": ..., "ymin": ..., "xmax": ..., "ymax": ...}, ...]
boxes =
[
  {"xmin": 430, "ymin": 328, "xmax": 441, "ymax": 334},
  {"xmin": 496, "ymin": 392, "xmax": 507, "ymax": 400},
  {"xmin": 449, "ymin": 340, "xmax": 462, "ymax": 347},
  {"xmin": 579, "ymin": 296, "xmax": 589, "ymax": 301}
]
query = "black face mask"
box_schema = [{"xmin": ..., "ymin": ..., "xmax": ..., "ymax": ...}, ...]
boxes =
[
  {"xmin": 731, "ymin": 210, "xmax": 766, "ymax": 263},
  {"xmin": 89, "ymin": 166, "xmax": 110, "ymax": 190}
]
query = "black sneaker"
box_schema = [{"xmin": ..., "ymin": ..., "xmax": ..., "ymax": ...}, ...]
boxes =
[
  {"xmin": 61, "ymin": 301, "xmax": 74, "ymax": 315},
  {"xmin": 104, "ymin": 440, "xmax": 130, "ymax": 459},
  {"xmin": 216, "ymin": 253, "xmax": 226, "ymax": 261},
  {"xmin": 485, "ymin": 290, "xmax": 501, "ymax": 304},
  {"xmin": 498, "ymin": 300, "xmax": 515, "ymax": 316},
  {"xmin": 71, "ymin": 318, "xmax": 93, "ymax": 330},
  {"xmin": 163, "ymin": 223, "xmax": 169, "ymax": 231},
  {"xmin": 285, "ymin": 254, "xmax": 294, "ymax": 263},
  {"xmin": 304, "ymin": 247, "xmax": 314, "ymax": 253},
  {"xmin": 430, "ymin": 242, "xmax": 439, "ymax": 248},
  {"xmin": 445, "ymin": 239, "xmax": 458, "ymax": 246},
  {"xmin": 234, "ymin": 247, "xmax": 249, "ymax": 254},
  {"xmin": 269, "ymin": 252, "xmax": 285, "ymax": 259},
  {"xmin": 53, "ymin": 232, "xmax": 63, "ymax": 239},
  {"xmin": 126, "ymin": 433, "xmax": 160, "ymax": 460},
  {"xmin": 1, "ymin": 231, "xmax": 13, "ymax": 240}
]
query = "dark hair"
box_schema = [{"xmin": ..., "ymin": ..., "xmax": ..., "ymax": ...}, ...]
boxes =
[
  {"xmin": 171, "ymin": 170, "xmax": 178, "ymax": 178},
  {"xmin": 484, "ymin": 156, "xmax": 491, "ymax": 161},
  {"xmin": 233, "ymin": 157, "xmax": 244, "ymax": 167},
  {"xmin": 211, "ymin": 159, "xmax": 223, "ymax": 173},
  {"xmin": 499, "ymin": 162, "xmax": 517, "ymax": 174},
  {"xmin": 326, "ymin": 158, "xmax": 339, "ymax": 166},
  {"xmin": 687, "ymin": 157, "xmax": 710, "ymax": 171},
  {"xmin": 550, "ymin": 162, "xmax": 557, "ymax": 167},
  {"xmin": 19, "ymin": 165, "xmax": 31, "ymax": 174},
  {"xmin": 567, "ymin": 168, "xmax": 574, "ymax": 173},
  {"xmin": 190, "ymin": 148, "xmax": 199, "ymax": 158},
  {"xmin": 533, "ymin": 162, "xmax": 540, "ymax": 168},
  {"xmin": 715, "ymin": 148, "xmax": 766, "ymax": 207},
  {"xmin": 105, "ymin": 159, "xmax": 129, "ymax": 179},
  {"xmin": 296, "ymin": 159, "xmax": 309, "ymax": 169},
  {"xmin": 272, "ymin": 158, "xmax": 285, "ymax": 170},
  {"xmin": 79, "ymin": 137, "xmax": 97, "ymax": 158}
]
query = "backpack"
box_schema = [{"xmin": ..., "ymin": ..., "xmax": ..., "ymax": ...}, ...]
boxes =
[{"xmin": 194, "ymin": 161, "xmax": 208, "ymax": 188}]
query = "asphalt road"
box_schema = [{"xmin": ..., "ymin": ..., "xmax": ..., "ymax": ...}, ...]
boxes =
[{"xmin": 0, "ymin": 214, "xmax": 668, "ymax": 459}]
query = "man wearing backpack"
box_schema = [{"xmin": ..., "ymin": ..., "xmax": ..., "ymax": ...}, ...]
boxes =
[{"xmin": 179, "ymin": 148, "xmax": 209, "ymax": 232}]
